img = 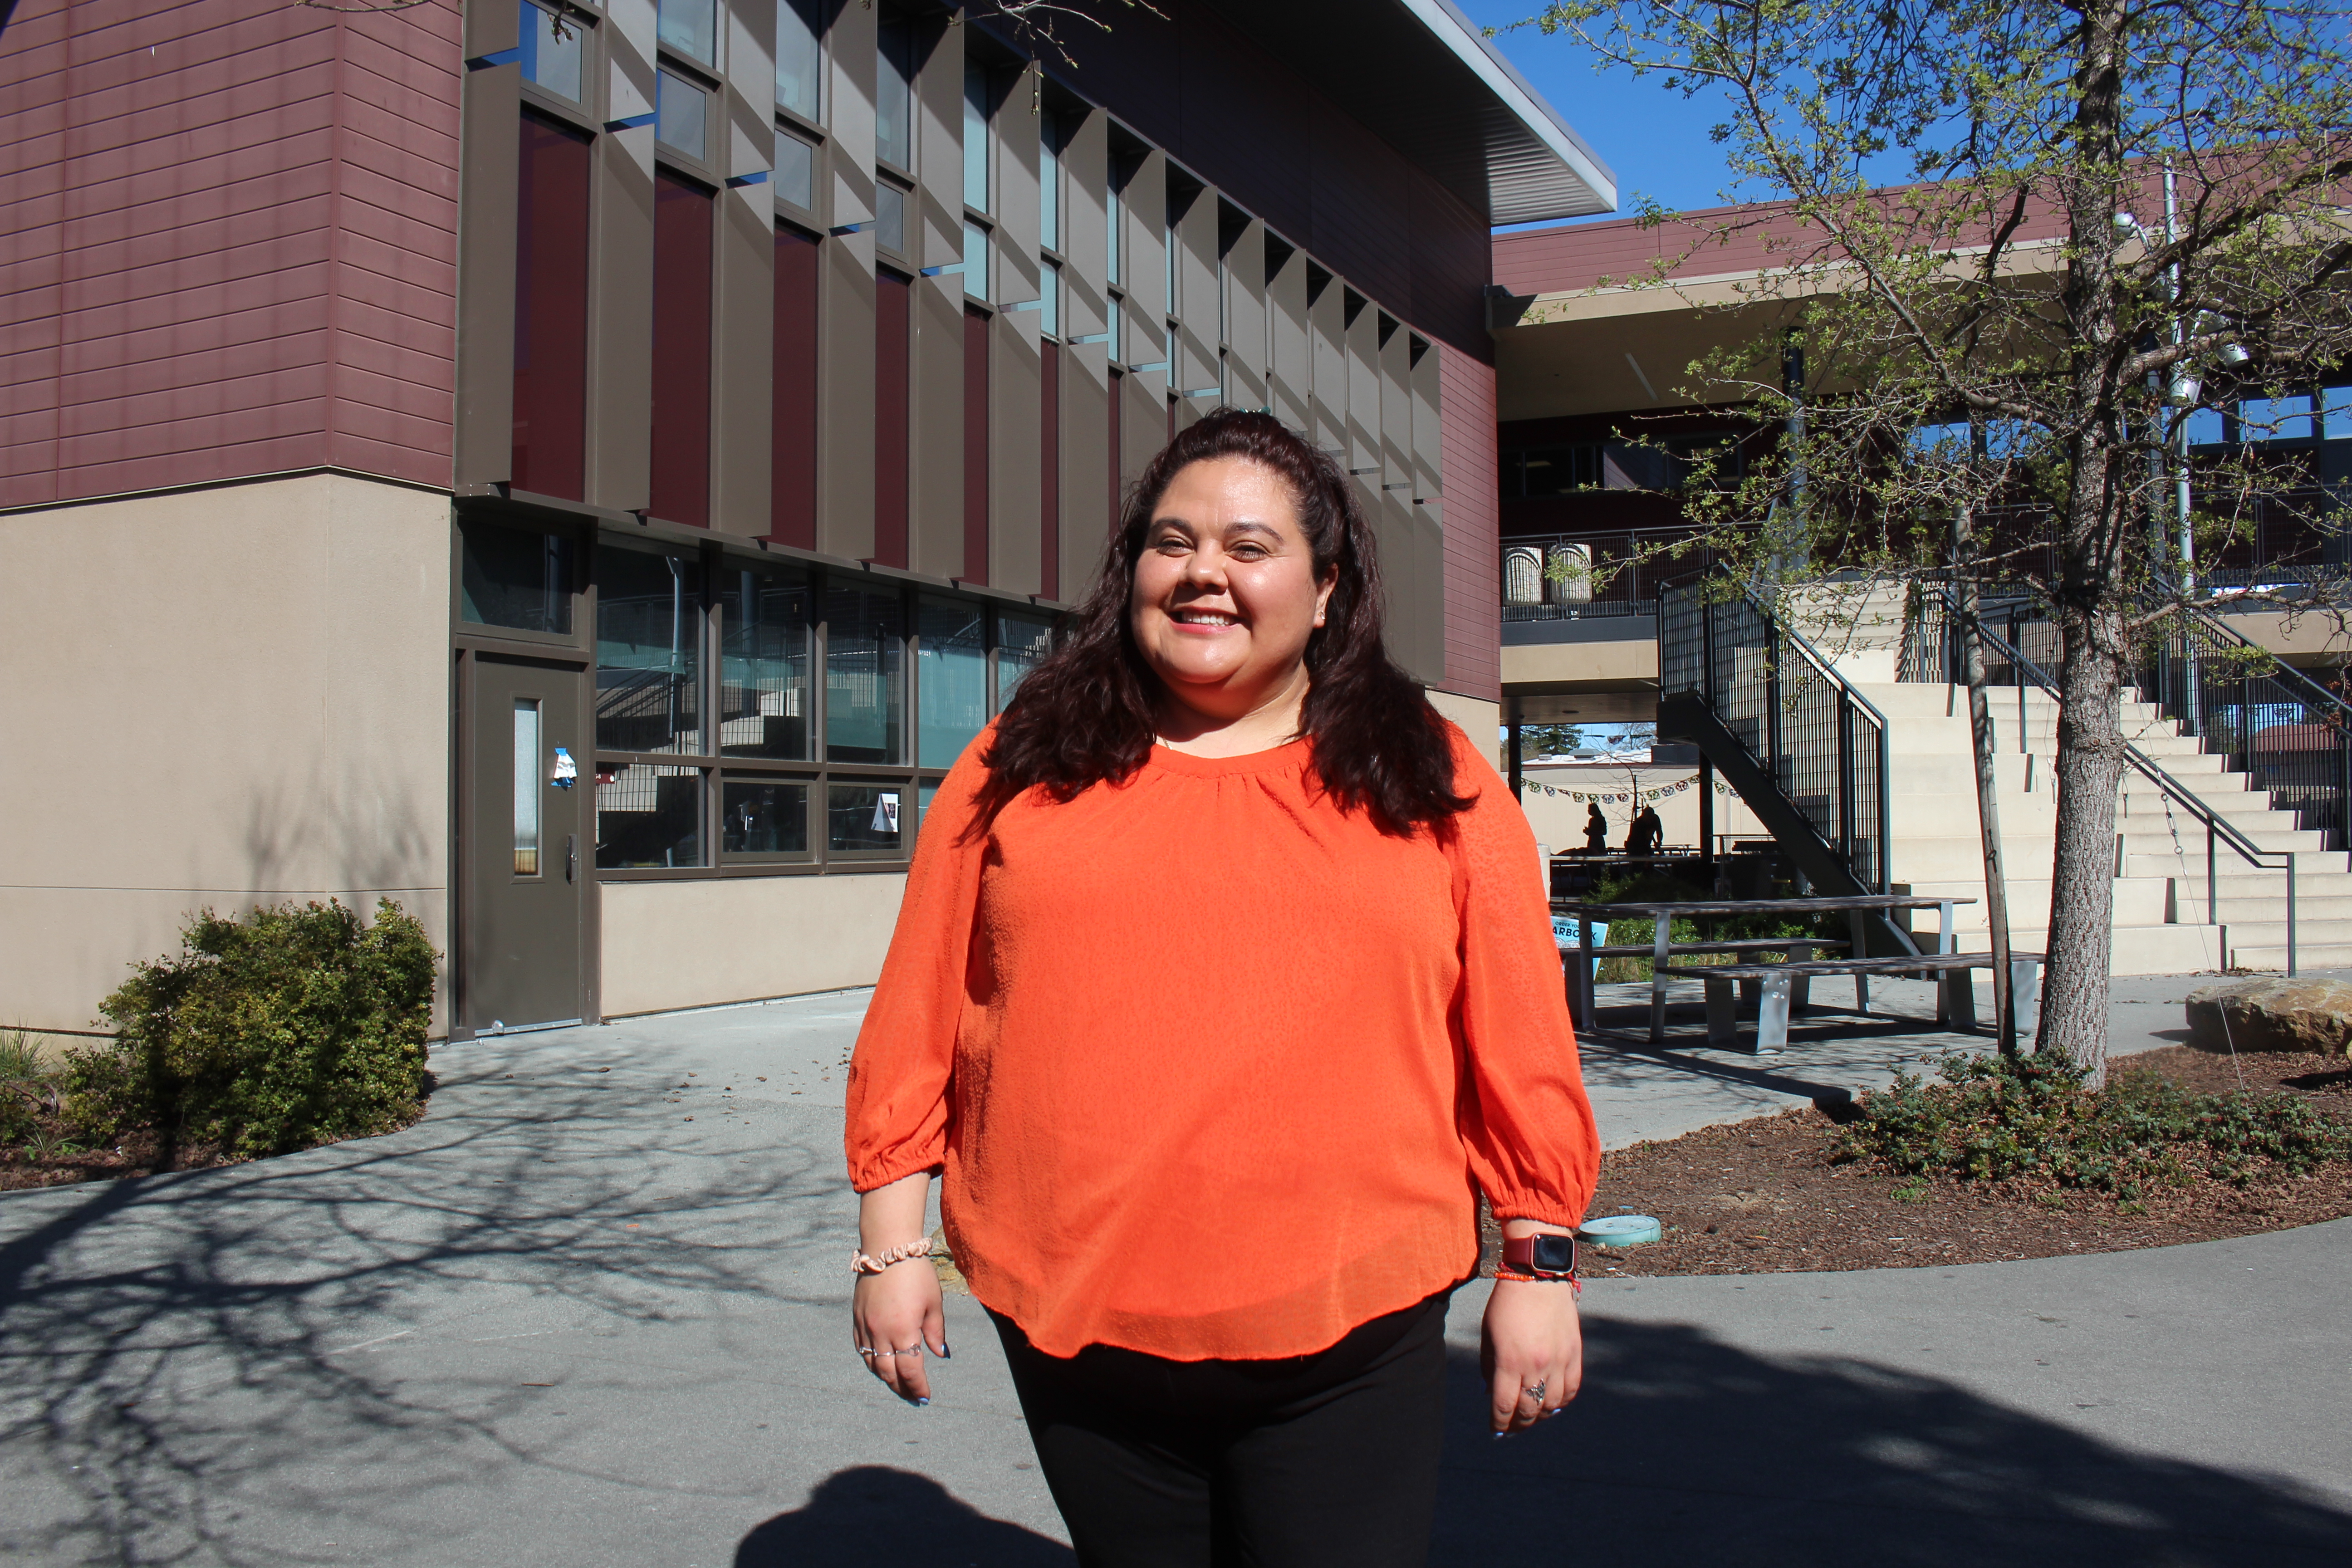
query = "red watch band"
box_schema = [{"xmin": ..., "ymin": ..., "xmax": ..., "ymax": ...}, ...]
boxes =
[{"xmin": 1500, "ymin": 1234, "xmax": 1578, "ymax": 1277}]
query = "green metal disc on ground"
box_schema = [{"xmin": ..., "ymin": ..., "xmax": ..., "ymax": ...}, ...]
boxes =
[{"xmin": 1578, "ymin": 1214, "xmax": 1664, "ymax": 1246}]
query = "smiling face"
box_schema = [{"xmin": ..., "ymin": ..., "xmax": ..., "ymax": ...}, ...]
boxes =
[{"xmin": 1128, "ymin": 456, "xmax": 1337, "ymax": 736}]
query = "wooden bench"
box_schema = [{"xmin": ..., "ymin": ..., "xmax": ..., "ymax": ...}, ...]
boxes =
[{"xmin": 1660, "ymin": 953, "xmax": 2046, "ymax": 1054}]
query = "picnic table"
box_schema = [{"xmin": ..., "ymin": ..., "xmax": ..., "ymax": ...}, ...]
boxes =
[{"xmin": 1552, "ymin": 893, "xmax": 1980, "ymax": 1044}]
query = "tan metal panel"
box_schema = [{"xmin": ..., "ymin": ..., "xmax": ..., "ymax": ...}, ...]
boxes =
[
  {"xmin": 1060, "ymin": 340, "xmax": 1112, "ymax": 594},
  {"xmin": 1409, "ymin": 334, "xmax": 1443, "ymax": 502},
  {"xmin": 1266, "ymin": 241, "xmax": 1310, "ymax": 435},
  {"xmin": 1379, "ymin": 316, "xmax": 1413, "ymax": 494},
  {"xmin": 1120, "ymin": 148, "xmax": 1166, "ymax": 369},
  {"xmin": 992, "ymin": 309, "xmax": 1043, "ymax": 595},
  {"xmin": 454, "ymin": 62, "xmax": 520, "ymax": 486},
  {"xmin": 1059, "ymin": 107, "xmax": 1109, "ymax": 341},
  {"xmin": 1307, "ymin": 271, "xmax": 1346, "ymax": 459},
  {"xmin": 828, "ymin": 0, "xmax": 877, "ymax": 226},
  {"xmin": 587, "ymin": 129, "xmax": 654, "ymax": 511},
  {"xmin": 1171, "ymin": 176, "xmax": 1218, "ymax": 397},
  {"xmin": 1220, "ymin": 215, "xmax": 1266, "ymax": 411},
  {"xmin": 911, "ymin": 14, "xmax": 966, "ymax": 578},
  {"xmin": 1121, "ymin": 365, "xmax": 1167, "ymax": 487},
  {"xmin": 1344, "ymin": 292, "xmax": 1381, "ymax": 481},
  {"xmin": 994, "ymin": 61, "xmax": 1042, "ymax": 310},
  {"xmin": 817, "ymin": 0, "xmax": 876, "ymax": 558},
  {"xmin": 710, "ymin": 189, "xmax": 774, "ymax": 534},
  {"xmin": 913, "ymin": 13, "xmax": 960, "ymax": 272}
]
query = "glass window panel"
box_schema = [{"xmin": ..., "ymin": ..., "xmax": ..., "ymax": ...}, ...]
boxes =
[
  {"xmin": 2185, "ymin": 406, "xmax": 2226, "ymax": 446},
  {"xmin": 722, "ymin": 777, "xmax": 809, "ymax": 857},
  {"xmin": 596, "ymin": 544, "xmax": 703, "ymax": 755},
  {"xmin": 657, "ymin": 69, "xmax": 708, "ymax": 159},
  {"xmin": 876, "ymin": 19, "xmax": 913, "ymax": 170},
  {"xmin": 461, "ymin": 518, "xmax": 573, "ymax": 633},
  {"xmin": 1105, "ymin": 294, "xmax": 1121, "ymax": 362},
  {"xmin": 1107, "ymin": 181, "xmax": 1122, "ymax": 285},
  {"xmin": 963, "ymin": 62, "xmax": 991, "ymax": 213},
  {"xmin": 828, "ymin": 782, "xmax": 905, "ymax": 853},
  {"xmin": 520, "ymin": 0, "xmax": 583, "ymax": 101},
  {"xmin": 875, "ymin": 182, "xmax": 906, "ymax": 256},
  {"xmin": 917, "ymin": 597, "xmax": 987, "ymax": 765},
  {"xmin": 2239, "ymin": 394, "xmax": 2315, "ymax": 441},
  {"xmin": 657, "ymin": 0, "xmax": 716, "ymax": 63},
  {"xmin": 595, "ymin": 762, "xmax": 703, "ymax": 868},
  {"xmin": 962, "ymin": 219, "xmax": 989, "ymax": 302},
  {"xmin": 719, "ymin": 564, "xmax": 812, "ymax": 759},
  {"xmin": 777, "ymin": 0, "xmax": 822, "ymax": 120},
  {"xmin": 824, "ymin": 585, "xmax": 904, "ymax": 763},
  {"xmin": 775, "ymin": 129, "xmax": 814, "ymax": 210},
  {"xmin": 918, "ymin": 780, "xmax": 939, "ymax": 828},
  {"xmin": 2322, "ymin": 387, "xmax": 2352, "ymax": 440},
  {"xmin": 1040, "ymin": 259, "xmax": 1060, "ymax": 338},
  {"xmin": 514, "ymin": 699, "xmax": 543, "ymax": 876},
  {"xmin": 995, "ymin": 611, "xmax": 1054, "ymax": 711},
  {"xmin": 1039, "ymin": 112, "xmax": 1059, "ymax": 251}
]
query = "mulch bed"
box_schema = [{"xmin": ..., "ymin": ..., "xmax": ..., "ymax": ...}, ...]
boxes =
[
  {"xmin": 0, "ymin": 1127, "xmax": 231, "ymax": 1191},
  {"xmin": 1482, "ymin": 1045, "xmax": 2352, "ymax": 1277}
]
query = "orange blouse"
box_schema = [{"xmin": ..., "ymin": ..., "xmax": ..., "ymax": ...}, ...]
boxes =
[{"xmin": 844, "ymin": 720, "xmax": 1600, "ymax": 1362}]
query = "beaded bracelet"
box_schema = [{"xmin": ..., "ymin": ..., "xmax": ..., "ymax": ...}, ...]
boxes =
[
  {"xmin": 851, "ymin": 1237, "xmax": 934, "ymax": 1275},
  {"xmin": 1494, "ymin": 1266, "xmax": 1581, "ymax": 1297}
]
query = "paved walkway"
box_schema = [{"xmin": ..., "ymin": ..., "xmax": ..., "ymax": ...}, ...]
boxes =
[{"xmin": 1, "ymin": 985, "xmax": 2346, "ymax": 1565}]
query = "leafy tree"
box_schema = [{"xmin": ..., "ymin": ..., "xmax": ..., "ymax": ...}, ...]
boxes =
[{"xmin": 1519, "ymin": 0, "xmax": 2352, "ymax": 1080}]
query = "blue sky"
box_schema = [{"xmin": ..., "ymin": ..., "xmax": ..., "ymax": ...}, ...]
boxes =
[{"xmin": 1452, "ymin": 1, "xmax": 1743, "ymax": 226}]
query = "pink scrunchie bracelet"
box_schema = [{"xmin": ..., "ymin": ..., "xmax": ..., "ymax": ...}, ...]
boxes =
[{"xmin": 851, "ymin": 1237, "xmax": 934, "ymax": 1275}]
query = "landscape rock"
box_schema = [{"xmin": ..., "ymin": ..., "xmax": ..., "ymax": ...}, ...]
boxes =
[{"xmin": 2185, "ymin": 977, "xmax": 2352, "ymax": 1056}]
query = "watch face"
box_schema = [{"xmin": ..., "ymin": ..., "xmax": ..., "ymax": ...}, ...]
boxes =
[{"xmin": 1529, "ymin": 1234, "xmax": 1577, "ymax": 1274}]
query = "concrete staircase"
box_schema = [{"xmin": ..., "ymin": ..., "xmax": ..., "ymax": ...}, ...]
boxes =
[{"xmin": 1782, "ymin": 584, "xmax": 2345, "ymax": 974}]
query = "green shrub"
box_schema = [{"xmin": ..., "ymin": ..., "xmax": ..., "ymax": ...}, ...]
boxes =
[
  {"xmin": 1828, "ymin": 1051, "xmax": 2352, "ymax": 1199},
  {"xmin": 64, "ymin": 900, "xmax": 437, "ymax": 1161}
]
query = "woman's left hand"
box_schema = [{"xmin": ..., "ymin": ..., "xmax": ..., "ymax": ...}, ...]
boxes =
[{"xmin": 1480, "ymin": 1276, "xmax": 1584, "ymax": 1436}]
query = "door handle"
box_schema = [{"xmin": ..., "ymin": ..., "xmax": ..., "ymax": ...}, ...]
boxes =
[{"xmin": 566, "ymin": 834, "xmax": 578, "ymax": 884}]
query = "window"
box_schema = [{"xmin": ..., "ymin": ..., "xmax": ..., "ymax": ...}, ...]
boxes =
[
  {"xmin": 827, "ymin": 783, "xmax": 904, "ymax": 854},
  {"xmin": 520, "ymin": 0, "xmax": 582, "ymax": 101},
  {"xmin": 996, "ymin": 612, "xmax": 1054, "ymax": 709},
  {"xmin": 649, "ymin": 172, "xmax": 714, "ymax": 527},
  {"xmin": 1039, "ymin": 112, "xmax": 1061, "ymax": 250},
  {"xmin": 461, "ymin": 518, "xmax": 573, "ymax": 634},
  {"xmin": 514, "ymin": 700, "xmax": 544, "ymax": 876},
  {"xmin": 963, "ymin": 62, "xmax": 991, "ymax": 213},
  {"xmin": 512, "ymin": 111, "xmax": 591, "ymax": 500},
  {"xmin": 723, "ymin": 778, "xmax": 810, "ymax": 857},
  {"xmin": 962, "ymin": 218, "xmax": 989, "ymax": 301},
  {"xmin": 775, "ymin": 129, "xmax": 814, "ymax": 210},
  {"xmin": 596, "ymin": 543, "xmax": 703, "ymax": 756},
  {"xmin": 918, "ymin": 597, "xmax": 987, "ymax": 765},
  {"xmin": 1040, "ymin": 258, "xmax": 1060, "ymax": 337},
  {"xmin": 597, "ymin": 763, "xmax": 703, "ymax": 869},
  {"xmin": 657, "ymin": 69, "xmax": 709, "ymax": 159},
  {"xmin": 876, "ymin": 16, "xmax": 913, "ymax": 171},
  {"xmin": 874, "ymin": 182, "xmax": 907, "ymax": 257},
  {"xmin": 825, "ymin": 584, "xmax": 904, "ymax": 763},
  {"xmin": 719, "ymin": 564, "xmax": 812, "ymax": 759},
  {"xmin": 2238, "ymin": 394, "xmax": 2316, "ymax": 442},
  {"xmin": 657, "ymin": 0, "xmax": 716, "ymax": 64},
  {"xmin": 777, "ymin": 0, "xmax": 822, "ymax": 120}
]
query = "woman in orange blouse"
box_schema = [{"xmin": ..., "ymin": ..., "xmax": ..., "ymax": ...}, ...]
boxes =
[{"xmin": 845, "ymin": 410, "xmax": 1599, "ymax": 1567}]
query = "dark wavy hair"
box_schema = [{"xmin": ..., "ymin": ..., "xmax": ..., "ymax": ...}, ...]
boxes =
[{"xmin": 977, "ymin": 407, "xmax": 1469, "ymax": 834}]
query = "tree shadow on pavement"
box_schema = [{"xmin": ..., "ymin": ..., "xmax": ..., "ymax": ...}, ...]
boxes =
[
  {"xmin": 1435, "ymin": 1324, "xmax": 2352, "ymax": 1567},
  {"xmin": 735, "ymin": 1467, "xmax": 1072, "ymax": 1567}
]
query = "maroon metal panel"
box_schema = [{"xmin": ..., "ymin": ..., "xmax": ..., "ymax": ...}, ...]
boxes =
[
  {"xmin": 1040, "ymin": 341, "xmax": 1060, "ymax": 603},
  {"xmin": 0, "ymin": 0, "xmax": 462, "ymax": 508},
  {"xmin": 771, "ymin": 224, "xmax": 820, "ymax": 548},
  {"xmin": 511, "ymin": 110, "xmax": 589, "ymax": 501},
  {"xmin": 1106, "ymin": 366, "xmax": 1123, "ymax": 534},
  {"xmin": 872, "ymin": 265, "xmax": 911, "ymax": 568},
  {"xmin": 962, "ymin": 304, "xmax": 990, "ymax": 586},
  {"xmin": 648, "ymin": 171, "xmax": 714, "ymax": 528}
]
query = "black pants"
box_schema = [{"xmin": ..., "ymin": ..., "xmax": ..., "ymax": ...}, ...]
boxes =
[{"xmin": 990, "ymin": 1291, "xmax": 1453, "ymax": 1568}]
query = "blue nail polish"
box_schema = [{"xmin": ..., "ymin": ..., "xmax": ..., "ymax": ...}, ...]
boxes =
[
  {"xmin": 916, "ymin": 1397, "xmax": 931, "ymax": 1407},
  {"xmin": 1492, "ymin": 1431, "xmax": 1508, "ymax": 1441}
]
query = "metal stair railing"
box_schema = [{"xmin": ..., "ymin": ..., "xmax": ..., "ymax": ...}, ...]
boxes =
[
  {"xmin": 1659, "ymin": 577, "xmax": 1896, "ymax": 902},
  {"xmin": 1915, "ymin": 583, "xmax": 2303, "ymax": 974}
]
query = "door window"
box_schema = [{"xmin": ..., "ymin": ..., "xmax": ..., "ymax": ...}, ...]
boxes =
[{"xmin": 514, "ymin": 699, "xmax": 543, "ymax": 876}]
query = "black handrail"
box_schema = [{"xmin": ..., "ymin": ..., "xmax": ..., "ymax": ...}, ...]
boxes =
[{"xmin": 1923, "ymin": 584, "xmax": 2302, "ymax": 974}]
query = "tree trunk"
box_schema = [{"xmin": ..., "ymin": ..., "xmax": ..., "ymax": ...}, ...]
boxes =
[{"xmin": 2040, "ymin": 601, "xmax": 2128, "ymax": 1084}]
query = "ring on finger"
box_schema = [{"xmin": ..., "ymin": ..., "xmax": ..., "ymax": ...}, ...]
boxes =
[
  {"xmin": 893, "ymin": 1345, "xmax": 923, "ymax": 1358},
  {"xmin": 858, "ymin": 1347, "xmax": 878, "ymax": 1359},
  {"xmin": 1521, "ymin": 1379, "xmax": 1547, "ymax": 1402}
]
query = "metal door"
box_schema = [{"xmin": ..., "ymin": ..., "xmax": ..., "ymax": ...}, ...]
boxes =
[{"xmin": 462, "ymin": 653, "xmax": 587, "ymax": 1033}]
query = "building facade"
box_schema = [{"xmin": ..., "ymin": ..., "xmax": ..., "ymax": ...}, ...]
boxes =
[{"xmin": 0, "ymin": 0, "xmax": 1611, "ymax": 1036}]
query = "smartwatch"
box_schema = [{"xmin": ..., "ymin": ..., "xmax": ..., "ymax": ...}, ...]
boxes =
[{"xmin": 1500, "ymin": 1233, "xmax": 1578, "ymax": 1279}]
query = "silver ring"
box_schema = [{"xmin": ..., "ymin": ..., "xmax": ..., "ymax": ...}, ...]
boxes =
[
  {"xmin": 858, "ymin": 1347, "xmax": 878, "ymax": 1359},
  {"xmin": 1523, "ymin": 1380, "xmax": 1547, "ymax": 1402},
  {"xmin": 893, "ymin": 1345, "xmax": 923, "ymax": 1358}
]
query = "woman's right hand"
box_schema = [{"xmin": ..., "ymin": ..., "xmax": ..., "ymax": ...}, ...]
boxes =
[{"xmin": 853, "ymin": 1259, "xmax": 948, "ymax": 1405}]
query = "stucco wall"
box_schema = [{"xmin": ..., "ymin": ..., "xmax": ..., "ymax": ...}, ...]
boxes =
[
  {"xmin": 598, "ymin": 873, "xmax": 910, "ymax": 1019},
  {"xmin": 0, "ymin": 472, "xmax": 451, "ymax": 1035}
]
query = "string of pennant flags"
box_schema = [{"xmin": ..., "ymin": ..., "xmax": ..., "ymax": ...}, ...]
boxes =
[{"xmin": 1516, "ymin": 779, "xmax": 1738, "ymax": 803}]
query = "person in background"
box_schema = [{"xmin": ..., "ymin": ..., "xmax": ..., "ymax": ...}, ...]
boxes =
[
  {"xmin": 1583, "ymin": 801, "xmax": 1610, "ymax": 855},
  {"xmin": 843, "ymin": 409, "xmax": 1600, "ymax": 1568},
  {"xmin": 1624, "ymin": 804, "xmax": 1663, "ymax": 857}
]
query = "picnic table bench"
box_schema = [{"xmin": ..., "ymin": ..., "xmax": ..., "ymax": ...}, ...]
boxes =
[
  {"xmin": 1554, "ymin": 893, "xmax": 1982, "ymax": 1044},
  {"xmin": 1663, "ymin": 953, "xmax": 2047, "ymax": 1054}
]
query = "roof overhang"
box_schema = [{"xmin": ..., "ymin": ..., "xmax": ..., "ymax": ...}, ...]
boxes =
[{"xmin": 1196, "ymin": 0, "xmax": 1617, "ymax": 226}]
